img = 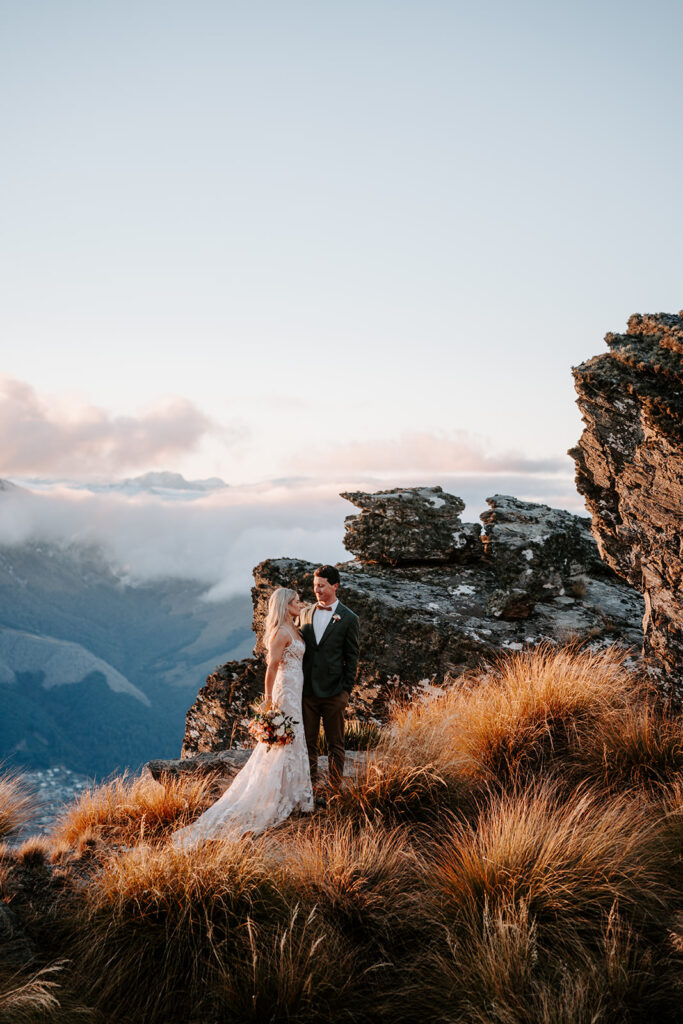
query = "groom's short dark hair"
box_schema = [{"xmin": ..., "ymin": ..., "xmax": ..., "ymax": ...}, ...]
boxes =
[{"xmin": 314, "ymin": 564, "xmax": 340, "ymax": 586}]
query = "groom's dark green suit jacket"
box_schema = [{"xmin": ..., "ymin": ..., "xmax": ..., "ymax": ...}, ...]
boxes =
[{"xmin": 299, "ymin": 602, "xmax": 360, "ymax": 699}]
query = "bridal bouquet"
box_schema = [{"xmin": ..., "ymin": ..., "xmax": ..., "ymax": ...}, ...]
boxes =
[{"xmin": 248, "ymin": 705, "xmax": 298, "ymax": 751}]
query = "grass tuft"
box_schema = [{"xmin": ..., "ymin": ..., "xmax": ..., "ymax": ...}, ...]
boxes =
[
  {"xmin": 50, "ymin": 770, "xmax": 218, "ymax": 849},
  {"xmin": 0, "ymin": 773, "xmax": 36, "ymax": 842},
  {"xmin": 428, "ymin": 783, "xmax": 670, "ymax": 950},
  {"xmin": 0, "ymin": 963, "xmax": 67, "ymax": 1024},
  {"xmin": 278, "ymin": 819, "xmax": 416, "ymax": 940},
  {"xmin": 63, "ymin": 836, "xmax": 367, "ymax": 1023},
  {"xmin": 578, "ymin": 701, "xmax": 683, "ymax": 792}
]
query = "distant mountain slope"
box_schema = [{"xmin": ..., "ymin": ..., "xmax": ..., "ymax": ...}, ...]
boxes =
[
  {"xmin": 0, "ymin": 626, "xmax": 149, "ymax": 702},
  {"xmin": 0, "ymin": 537, "xmax": 253, "ymax": 775},
  {"xmin": 68, "ymin": 471, "xmax": 229, "ymax": 497}
]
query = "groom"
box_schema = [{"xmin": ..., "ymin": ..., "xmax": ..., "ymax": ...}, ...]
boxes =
[{"xmin": 298, "ymin": 565, "xmax": 360, "ymax": 788}]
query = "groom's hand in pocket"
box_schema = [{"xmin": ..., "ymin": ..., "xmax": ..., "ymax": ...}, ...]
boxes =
[{"xmin": 340, "ymin": 690, "xmax": 350, "ymax": 705}]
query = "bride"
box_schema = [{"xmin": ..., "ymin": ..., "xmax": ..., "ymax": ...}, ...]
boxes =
[{"xmin": 172, "ymin": 588, "xmax": 313, "ymax": 846}]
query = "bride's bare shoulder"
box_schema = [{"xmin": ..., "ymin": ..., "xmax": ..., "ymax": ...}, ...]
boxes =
[{"xmin": 275, "ymin": 626, "xmax": 300, "ymax": 647}]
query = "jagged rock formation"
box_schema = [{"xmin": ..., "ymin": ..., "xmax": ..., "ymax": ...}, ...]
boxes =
[
  {"xmin": 571, "ymin": 312, "xmax": 683, "ymax": 700},
  {"xmin": 341, "ymin": 486, "xmax": 481, "ymax": 565},
  {"xmin": 481, "ymin": 495, "xmax": 604, "ymax": 619},
  {"xmin": 182, "ymin": 489, "xmax": 643, "ymax": 756}
]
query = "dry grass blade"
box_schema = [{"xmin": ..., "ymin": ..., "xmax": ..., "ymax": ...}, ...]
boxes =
[
  {"xmin": 0, "ymin": 772, "xmax": 36, "ymax": 841},
  {"xmin": 65, "ymin": 837, "xmax": 290, "ymax": 1022},
  {"xmin": 382, "ymin": 643, "xmax": 640, "ymax": 789},
  {"xmin": 578, "ymin": 702, "xmax": 683, "ymax": 792},
  {"xmin": 83, "ymin": 836, "xmax": 283, "ymax": 920},
  {"xmin": 327, "ymin": 751, "xmax": 456, "ymax": 825},
  {"xmin": 213, "ymin": 905, "xmax": 361, "ymax": 1022},
  {"xmin": 0, "ymin": 962, "xmax": 64, "ymax": 1023}
]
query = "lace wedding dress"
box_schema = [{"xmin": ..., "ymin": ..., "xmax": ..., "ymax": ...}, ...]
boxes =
[{"xmin": 172, "ymin": 633, "xmax": 313, "ymax": 846}]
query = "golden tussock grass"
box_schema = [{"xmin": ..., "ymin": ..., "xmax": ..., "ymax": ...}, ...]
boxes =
[
  {"xmin": 65, "ymin": 836, "xmax": 364, "ymax": 1023},
  {"xmin": 8, "ymin": 644, "xmax": 682, "ymax": 1023},
  {"xmin": 578, "ymin": 701, "xmax": 683, "ymax": 792},
  {"xmin": 276, "ymin": 819, "xmax": 417, "ymax": 940},
  {"xmin": 0, "ymin": 773, "xmax": 36, "ymax": 842},
  {"xmin": 50, "ymin": 770, "xmax": 219, "ymax": 849},
  {"xmin": 426, "ymin": 783, "xmax": 670, "ymax": 946},
  {"xmin": 329, "ymin": 645, "xmax": 645, "ymax": 829},
  {"xmin": 327, "ymin": 752, "xmax": 459, "ymax": 826},
  {"xmin": 210, "ymin": 904, "xmax": 361, "ymax": 1023},
  {"xmin": 384, "ymin": 643, "xmax": 639, "ymax": 787},
  {"xmin": 418, "ymin": 902, "xmax": 669, "ymax": 1024}
]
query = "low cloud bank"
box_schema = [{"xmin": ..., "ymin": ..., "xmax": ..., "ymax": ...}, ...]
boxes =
[{"xmin": 0, "ymin": 470, "xmax": 584, "ymax": 598}]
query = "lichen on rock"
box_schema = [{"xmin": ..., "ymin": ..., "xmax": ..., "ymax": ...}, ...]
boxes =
[{"xmin": 341, "ymin": 486, "xmax": 481, "ymax": 566}]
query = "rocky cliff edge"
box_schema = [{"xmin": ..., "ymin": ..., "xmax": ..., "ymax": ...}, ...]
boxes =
[{"xmin": 570, "ymin": 312, "xmax": 683, "ymax": 701}]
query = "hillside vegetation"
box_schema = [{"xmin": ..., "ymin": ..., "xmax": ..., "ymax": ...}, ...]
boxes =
[{"xmin": 1, "ymin": 645, "xmax": 681, "ymax": 1023}]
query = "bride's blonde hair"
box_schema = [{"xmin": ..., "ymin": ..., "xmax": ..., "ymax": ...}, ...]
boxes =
[{"xmin": 264, "ymin": 587, "xmax": 298, "ymax": 655}]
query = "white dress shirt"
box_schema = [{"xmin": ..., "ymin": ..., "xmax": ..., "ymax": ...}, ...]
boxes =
[{"xmin": 313, "ymin": 598, "xmax": 339, "ymax": 645}]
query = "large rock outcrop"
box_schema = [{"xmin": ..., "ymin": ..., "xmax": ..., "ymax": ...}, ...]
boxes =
[
  {"xmin": 182, "ymin": 488, "xmax": 643, "ymax": 756},
  {"xmin": 570, "ymin": 312, "xmax": 683, "ymax": 700},
  {"xmin": 341, "ymin": 487, "xmax": 481, "ymax": 565}
]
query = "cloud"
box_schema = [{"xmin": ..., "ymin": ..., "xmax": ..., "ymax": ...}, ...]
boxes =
[
  {"xmin": 0, "ymin": 374, "xmax": 222, "ymax": 476},
  {"xmin": 0, "ymin": 471, "xmax": 586, "ymax": 599},
  {"xmin": 0, "ymin": 480, "xmax": 350, "ymax": 599},
  {"xmin": 288, "ymin": 430, "xmax": 572, "ymax": 476}
]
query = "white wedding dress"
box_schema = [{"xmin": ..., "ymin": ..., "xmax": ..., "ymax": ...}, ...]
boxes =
[{"xmin": 172, "ymin": 633, "xmax": 313, "ymax": 846}]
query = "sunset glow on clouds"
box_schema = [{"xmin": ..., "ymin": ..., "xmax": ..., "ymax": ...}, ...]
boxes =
[
  {"xmin": 0, "ymin": 374, "xmax": 229, "ymax": 475},
  {"xmin": 288, "ymin": 431, "xmax": 572, "ymax": 477}
]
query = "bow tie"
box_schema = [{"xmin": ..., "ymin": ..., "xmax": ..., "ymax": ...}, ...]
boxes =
[{"xmin": 316, "ymin": 604, "xmax": 335, "ymax": 611}]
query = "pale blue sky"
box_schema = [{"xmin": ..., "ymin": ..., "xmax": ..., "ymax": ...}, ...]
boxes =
[{"xmin": 1, "ymin": 0, "xmax": 682, "ymax": 489}]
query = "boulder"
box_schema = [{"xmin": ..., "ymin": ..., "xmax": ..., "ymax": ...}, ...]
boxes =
[
  {"xmin": 146, "ymin": 750, "xmax": 364, "ymax": 781},
  {"xmin": 570, "ymin": 312, "xmax": 683, "ymax": 700},
  {"xmin": 481, "ymin": 494, "xmax": 606, "ymax": 619},
  {"xmin": 341, "ymin": 486, "xmax": 481, "ymax": 566}
]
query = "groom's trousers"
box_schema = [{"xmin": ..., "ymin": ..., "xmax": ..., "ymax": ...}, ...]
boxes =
[{"xmin": 302, "ymin": 692, "xmax": 348, "ymax": 785}]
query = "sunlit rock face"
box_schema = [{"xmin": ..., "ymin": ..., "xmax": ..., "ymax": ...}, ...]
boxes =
[
  {"xmin": 570, "ymin": 312, "xmax": 683, "ymax": 701},
  {"xmin": 181, "ymin": 489, "xmax": 643, "ymax": 756}
]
